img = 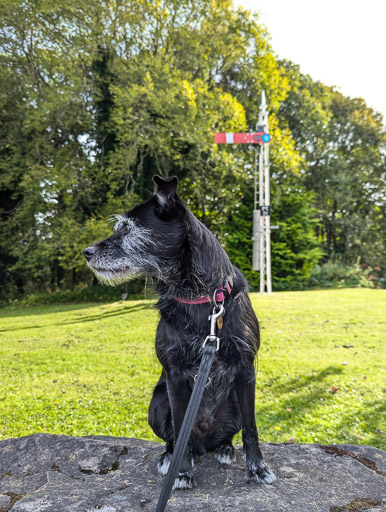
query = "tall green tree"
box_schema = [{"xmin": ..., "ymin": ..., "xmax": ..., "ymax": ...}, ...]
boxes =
[
  {"xmin": 279, "ymin": 62, "xmax": 386, "ymax": 268},
  {"xmin": 0, "ymin": 0, "xmax": 384, "ymax": 296}
]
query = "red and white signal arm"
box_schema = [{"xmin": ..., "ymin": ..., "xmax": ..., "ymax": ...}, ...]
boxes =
[{"xmin": 214, "ymin": 132, "xmax": 271, "ymax": 144}]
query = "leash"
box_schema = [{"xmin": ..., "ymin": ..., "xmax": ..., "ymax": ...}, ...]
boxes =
[{"xmin": 155, "ymin": 303, "xmax": 225, "ymax": 512}]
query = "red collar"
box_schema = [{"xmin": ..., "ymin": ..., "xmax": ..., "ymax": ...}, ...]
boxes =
[{"xmin": 174, "ymin": 281, "xmax": 232, "ymax": 305}]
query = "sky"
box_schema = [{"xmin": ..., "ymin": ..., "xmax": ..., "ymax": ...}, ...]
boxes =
[{"xmin": 237, "ymin": 0, "xmax": 386, "ymax": 122}]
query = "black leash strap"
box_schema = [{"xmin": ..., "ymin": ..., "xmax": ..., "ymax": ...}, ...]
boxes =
[{"xmin": 155, "ymin": 343, "xmax": 217, "ymax": 512}]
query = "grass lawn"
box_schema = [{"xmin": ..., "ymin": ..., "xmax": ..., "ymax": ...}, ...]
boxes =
[{"xmin": 0, "ymin": 288, "xmax": 385, "ymax": 449}]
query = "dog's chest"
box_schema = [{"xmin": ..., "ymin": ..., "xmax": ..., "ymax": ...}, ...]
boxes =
[
  {"xmin": 174, "ymin": 331, "xmax": 241, "ymax": 367},
  {"xmin": 156, "ymin": 314, "xmax": 247, "ymax": 407},
  {"xmin": 202, "ymin": 356, "xmax": 239, "ymax": 406},
  {"xmin": 167, "ymin": 333, "xmax": 241, "ymax": 403}
]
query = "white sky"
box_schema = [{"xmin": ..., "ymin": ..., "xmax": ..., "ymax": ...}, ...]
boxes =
[{"xmin": 237, "ymin": 0, "xmax": 386, "ymax": 122}]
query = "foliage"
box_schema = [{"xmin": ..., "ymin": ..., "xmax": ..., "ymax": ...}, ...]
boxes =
[
  {"xmin": 1, "ymin": 281, "xmax": 146, "ymax": 307},
  {"xmin": 0, "ymin": 1, "xmax": 385, "ymax": 296},
  {"xmin": 279, "ymin": 62, "xmax": 386, "ymax": 270},
  {"xmin": 224, "ymin": 183, "xmax": 323, "ymax": 290},
  {"xmin": 0, "ymin": 289, "xmax": 385, "ymax": 450},
  {"xmin": 308, "ymin": 260, "xmax": 375, "ymax": 289},
  {"xmin": 270, "ymin": 189, "xmax": 324, "ymax": 290}
]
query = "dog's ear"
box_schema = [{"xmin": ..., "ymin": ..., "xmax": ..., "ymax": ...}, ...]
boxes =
[{"xmin": 153, "ymin": 175, "xmax": 178, "ymax": 209}]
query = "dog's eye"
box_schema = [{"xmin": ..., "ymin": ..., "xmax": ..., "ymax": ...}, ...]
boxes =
[{"xmin": 121, "ymin": 225, "xmax": 130, "ymax": 234}]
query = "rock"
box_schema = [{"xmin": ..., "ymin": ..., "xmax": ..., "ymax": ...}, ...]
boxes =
[{"xmin": 0, "ymin": 434, "xmax": 385, "ymax": 512}]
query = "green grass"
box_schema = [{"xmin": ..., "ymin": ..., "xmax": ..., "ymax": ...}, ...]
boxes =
[{"xmin": 0, "ymin": 289, "xmax": 385, "ymax": 449}]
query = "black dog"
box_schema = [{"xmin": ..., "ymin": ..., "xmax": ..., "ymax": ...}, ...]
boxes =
[{"xmin": 84, "ymin": 175, "xmax": 276, "ymax": 489}]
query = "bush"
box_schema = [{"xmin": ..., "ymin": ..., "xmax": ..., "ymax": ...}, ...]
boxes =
[
  {"xmin": 308, "ymin": 260, "xmax": 375, "ymax": 289},
  {"xmin": 0, "ymin": 279, "xmax": 147, "ymax": 307},
  {"xmin": 225, "ymin": 188, "xmax": 323, "ymax": 292}
]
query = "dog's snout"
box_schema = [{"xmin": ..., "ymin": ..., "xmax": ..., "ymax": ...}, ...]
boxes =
[{"xmin": 83, "ymin": 246, "xmax": 98, "ymax": 261}]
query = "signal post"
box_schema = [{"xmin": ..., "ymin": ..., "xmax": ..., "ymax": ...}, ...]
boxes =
[{"xmin": 215, "ymin": 91, "xmax": 274, "ymax": 293}]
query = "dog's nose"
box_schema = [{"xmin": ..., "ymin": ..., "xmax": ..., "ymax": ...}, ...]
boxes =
[{"xmin": 83, "ymin": 246, "xmax": 98, "ymax": 261}]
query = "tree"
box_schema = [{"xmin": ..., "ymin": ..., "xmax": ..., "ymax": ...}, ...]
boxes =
[
  {"xmin": 0, "ymin": 1, "xmax": 384, "ymax": 296},
  {"xmin": 279, "ymin": 62, "xmax": 386, "ymax": 269}
]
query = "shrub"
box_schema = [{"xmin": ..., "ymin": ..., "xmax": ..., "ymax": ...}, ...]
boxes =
[
  {"xmin": 1, "ymin": 279, "xmax": 147, "ymax": 306},
  {"xmin": 308, "ymin": 259, "xmax": 374, "ymax": 289}
]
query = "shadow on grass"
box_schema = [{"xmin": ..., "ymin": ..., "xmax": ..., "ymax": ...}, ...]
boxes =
[
  {"xmin": 256, "ymin": 365, "xmax": 344, "ymax": 423},
  {"xmin": 349, "ymin": 398, "xmax": 386, "ymax": 450},
  {"xmin": 57, "ymin": 303, "xmax": 154, "ymax": 325},
  {"xmin": 0, "ymin": 303, "xmax": 154, "ymax": 333},
  {"xmin": 256, "ymin": 365, "xmax": 385, "ymax": 449},
  {"xmin": 0, "ymin": 302, "xmax": 94, "ymax": 318}
]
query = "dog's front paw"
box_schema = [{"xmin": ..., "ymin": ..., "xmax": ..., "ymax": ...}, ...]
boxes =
[
  {"xmin": 157, "ymin": 451, "xmax": 172, "ymax": 475},
  {"xmin": 246, "ymin": 461, "xmax": 277, "ymax": 484},
  {"xmin": 173, "ymin": 471, "xmax": 196, "ymax": 490},
  {"xmin": 214, "ymin": 444, "xmax": 235, "ymax": 465}
]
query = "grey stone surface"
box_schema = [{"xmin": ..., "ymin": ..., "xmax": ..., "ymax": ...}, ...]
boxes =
[{"xmin": 0, "ymin": 434, "xmax": 385, "ymax": 512}]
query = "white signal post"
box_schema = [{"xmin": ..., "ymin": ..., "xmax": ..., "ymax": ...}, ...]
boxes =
[
  {"xmin": 257, "ymin": 90, "xmax": 272, "ymax": 294},
  {"xmin": 215, "ymin": 91, "xmax": 275, "ymax": 294}
]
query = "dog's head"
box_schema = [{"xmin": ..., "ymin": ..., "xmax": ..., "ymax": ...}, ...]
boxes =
[{"xmin": 83, "ymin": 175, "xmax": 185, "ymax": 285}]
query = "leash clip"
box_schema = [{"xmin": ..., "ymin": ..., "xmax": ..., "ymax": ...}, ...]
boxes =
[
  {"xmin": 203, "ymin": 334, "xmax": 220, "ymax": 351},
  {"xmin": 209, "ymin": 303, "xmax": 225, "ymax": 336},
  {"xmin": 204, "ymin": 303, "xmax": 225, "ymax": 351}
]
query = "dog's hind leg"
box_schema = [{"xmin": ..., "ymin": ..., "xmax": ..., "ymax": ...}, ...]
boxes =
[
  {"xmin": 214, "ymin": 441, "xmax": 236, "ymax": 465},
  {"xmin": 235, "ymin": 368, "xmax": 277, "ymax": 485},
  {"xmin": 212, "ymin": 394, "xmax": 240, "ymax": 465},
  {"xmin": 148, "ymin": 373, "xmax": 174, "ymax": 475}
]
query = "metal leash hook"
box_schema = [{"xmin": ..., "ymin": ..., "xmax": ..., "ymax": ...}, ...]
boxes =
[{"xmin": 203, "ymin": 303, "xmax": 225, "ymax": 351}]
